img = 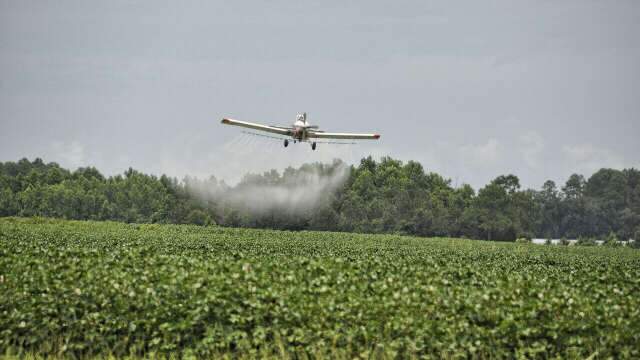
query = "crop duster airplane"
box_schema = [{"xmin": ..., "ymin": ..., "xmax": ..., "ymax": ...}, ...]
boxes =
[{"xmin": 221, "ymin": 113, "xmax": 381, "ymax": 150}]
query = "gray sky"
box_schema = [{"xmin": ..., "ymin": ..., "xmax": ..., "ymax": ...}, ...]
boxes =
[{"xmin": 1, "ymin": 0, "xmax": 639, "ymax": 189}]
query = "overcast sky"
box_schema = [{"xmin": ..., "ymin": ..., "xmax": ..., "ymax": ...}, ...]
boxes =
[{"xmin": 1, "ymin": 0, "xmax": 638, "ymax": 189}]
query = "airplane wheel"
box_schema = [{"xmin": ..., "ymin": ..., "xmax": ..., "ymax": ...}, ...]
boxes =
[
  {"xmin": 284, "ymin": 139, "xmax": 289, "ymax": 147},
  {"xmin": 311, "ymin": 142, "xmax": 317, "ymax": 151}
]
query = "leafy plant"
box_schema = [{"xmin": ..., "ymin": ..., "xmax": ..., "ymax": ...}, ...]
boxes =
[
  {"xmin": 576, "ymin": 236, "xmax": 597, "ymax": 246},
  {"xmin": 1, "ymin": 218, "xmax": 639, "ymax": 358},
  {"xmin": 605, "ymin": 232, "xmax": 621, "ymax": 247}
]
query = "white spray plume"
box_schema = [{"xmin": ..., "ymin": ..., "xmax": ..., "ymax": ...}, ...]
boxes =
[{"xmin": 183, "ymin": 160, "xmax": 350, "ymax": 216}]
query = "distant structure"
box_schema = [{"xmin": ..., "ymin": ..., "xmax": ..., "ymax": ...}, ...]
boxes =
[{"xmin": 531, "ymin": 238, "xmax": 636, "ymax": 246}]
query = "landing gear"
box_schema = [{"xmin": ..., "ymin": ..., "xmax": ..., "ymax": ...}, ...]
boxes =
[
  {"xmin": 284, "ymin": 139, "xmax": 289, "ymax": 147},
  {"xmin": 311, "ymin": 142, "xmax": 317, "ymax": 151}
]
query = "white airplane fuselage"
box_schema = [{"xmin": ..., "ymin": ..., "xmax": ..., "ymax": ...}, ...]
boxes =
[
  {"xmin": 292, "ymin": 119, "xmax": 308, "ymax": 141},
  {"xmin": 290, "ymin": 113, "xmax": 312, "ymax": 141}
]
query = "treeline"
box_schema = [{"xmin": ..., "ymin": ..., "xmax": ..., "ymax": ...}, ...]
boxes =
[{"xmin": 1, "ymin": 157, "xmax": 639, "ymax": 241}]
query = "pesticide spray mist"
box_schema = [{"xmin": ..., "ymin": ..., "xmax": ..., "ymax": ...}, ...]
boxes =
[{"xmin": 183, "ymin": 160, "xmax": 350, "ymax": 224}]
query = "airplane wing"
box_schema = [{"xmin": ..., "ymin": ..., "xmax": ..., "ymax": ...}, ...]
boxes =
[
  {"xmin": 221, "ymin": 118, "xmax": 292, "ymax": 136},
  {"xmin": 308, "ymin": 131, "xmax": 380, "ymax": 140}
]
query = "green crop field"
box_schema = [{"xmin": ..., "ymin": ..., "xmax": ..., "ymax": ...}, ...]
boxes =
[{"xmin": 1, "ymin": 218, "xmax": 639, "ymax": 359}]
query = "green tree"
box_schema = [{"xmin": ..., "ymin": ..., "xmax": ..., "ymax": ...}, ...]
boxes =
[
  {"xmin": 186, "ymin": 209, "xmax": 212, "ymax": 226},
  {"xmin": 537, "ymin": 180, "xmax": 562, "ymax": 238},
  {"xmin": 474, "ymin": 182, "xmax": 511, "ymax": 241}
]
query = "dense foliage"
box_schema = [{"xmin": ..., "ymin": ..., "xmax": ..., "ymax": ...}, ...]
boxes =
[
  {"xmin": 1, "ymin": 218, "xmax": 638, "ymax": 358},
  {"xmin": 1, "ymin": 157, "xmax": 639, "ymax": 240}
]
